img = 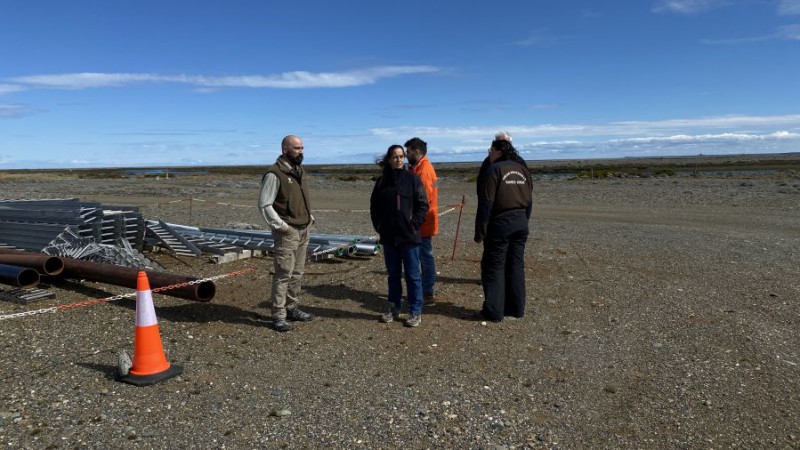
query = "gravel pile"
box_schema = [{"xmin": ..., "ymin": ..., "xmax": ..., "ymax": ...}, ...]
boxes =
[{"xmin": 1, "ymin": 171, "xmax": 798, "ymax": 448}]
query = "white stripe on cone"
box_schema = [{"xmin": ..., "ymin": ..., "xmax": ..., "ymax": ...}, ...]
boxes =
[{"xmin": 135, "ymin": 288, "xmax": 158, "ymax": 327}]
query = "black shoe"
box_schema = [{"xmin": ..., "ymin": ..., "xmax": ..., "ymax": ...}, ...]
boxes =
[
  {"xmin": 423, "ymin": 294, "xmax": 436, "ymax": 306},
  {"xmin": 287, "ymin": 308, "xmax": 314, "ymax": 322},
  {"xmin": 272, "ymin": 319, "xmax": 293, "ymax": 332},
  {"xmin": 474, "ymin": 310, "xmax": 502, "ymax": 323}
]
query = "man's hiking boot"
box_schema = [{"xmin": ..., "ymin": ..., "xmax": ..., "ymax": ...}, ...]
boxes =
[
  {"xmin": 287, "ymin": 308, "xmax": 314, "ymax": 322},
  {"xmin": 273, "ymin": 319, "xmax": 293, "ymax": 332}
]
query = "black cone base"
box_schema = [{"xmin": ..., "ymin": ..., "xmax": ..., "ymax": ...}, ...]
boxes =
[{"xmin": 117, "ymin": 364, "xmax": 183, "ymax": 386}]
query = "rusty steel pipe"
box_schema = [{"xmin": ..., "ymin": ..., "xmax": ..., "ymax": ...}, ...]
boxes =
[
  {"xmin": 0, "ymin": 263, "xmax": 41, "ymax": 288},
  {"xmin": 0, "ymin": 248, "xmax": 215, "ymax": 302},
  {"xmin": 56, "ymin": 257, "xmax": 216, "ymax": 302},
  {"xmin": 0, "ymin": 254, "xmax": 64, "ymax": 276}
]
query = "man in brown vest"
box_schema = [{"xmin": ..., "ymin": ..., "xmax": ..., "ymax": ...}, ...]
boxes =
[{"xmin": 258, "ymin": 135, "xmax": 314, "ymax": 332}]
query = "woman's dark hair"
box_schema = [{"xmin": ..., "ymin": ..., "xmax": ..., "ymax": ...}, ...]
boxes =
[
  {"xmin": 490, "ymin": 139, "xmax": 530, "ymax": 174},
  {"xmin": 376, "ymin": 144, "xmax": 405, "ymax": 182}
]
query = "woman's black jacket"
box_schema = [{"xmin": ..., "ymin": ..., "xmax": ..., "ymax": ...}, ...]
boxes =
[{"xmin": 370, "ymin": 168, "xmax": 429, "ymax": 246}]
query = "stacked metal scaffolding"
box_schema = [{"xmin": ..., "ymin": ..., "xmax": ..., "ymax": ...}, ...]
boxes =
[
  {"xmin": 0, "ymin": 198, "xmax": 153, "ymax": 268},
  {"xmin": 147, "ymin": 223, "xmax": 381, "ymax": 262},
  {"xmin": 0, "ymin": 198, "xmax": 380, "ymax": 267}
]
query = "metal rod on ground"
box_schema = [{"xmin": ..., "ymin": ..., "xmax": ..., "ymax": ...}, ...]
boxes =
[
  {"xmin": 0, "ymin": 254, "xmax": 64, "ymax": 276},
  {"xmin": 0, "ymin": 263, "xmax": 40, "ymax": 288},
  {"xmin": 353, "ymin": 243, "xmax": 382, "ymax": 256},
  {"xmin": 451, "ymin": 194, "xmax": 466, "ymax": 261},
  {"xmin": 56, "ymin": 256, "xmax": 216, "ymax": 302}
]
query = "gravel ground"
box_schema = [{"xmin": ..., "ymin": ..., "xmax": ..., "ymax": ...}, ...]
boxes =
[{"xmin": 1, "ymin": 171, "xmax": 799, "ymax": 449}]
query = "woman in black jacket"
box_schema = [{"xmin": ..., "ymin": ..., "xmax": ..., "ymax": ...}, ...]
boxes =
[
  {"xmin": 474, "ymin": 138, "xmax": 533, "ymax": 322},
  {"xmin": 370, "ymin": 145, "xmax": 429, "ymax": 327}
]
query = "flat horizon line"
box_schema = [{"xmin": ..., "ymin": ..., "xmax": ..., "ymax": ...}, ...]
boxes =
[{"xmin": 2, "ymin": 151, "xmax": 799, "ymax": 172}]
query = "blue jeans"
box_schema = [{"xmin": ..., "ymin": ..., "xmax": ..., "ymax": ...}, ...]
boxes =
[
  {"xmin": 420, "ymin": 237, "xmax": 436, "ymax": 296},
  {"xmin": 382, "ymin": 242, "xmax": 423, "ymax": 316}
]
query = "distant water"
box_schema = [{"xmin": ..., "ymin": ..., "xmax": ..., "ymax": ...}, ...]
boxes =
[
  {"xmin": 535, "ymin": 169, "xmax": 782, "ymax": 180},
  {"xmin": 123, "ymin": 169, "xmax": 210, "ymax": 176},
  {"xmin": 676, "ymin": 169, "xmax": 781, "ymax": 177},
  {"xmin": 536, "ymin": 173, "xmax": 577, "ymax": 180}
]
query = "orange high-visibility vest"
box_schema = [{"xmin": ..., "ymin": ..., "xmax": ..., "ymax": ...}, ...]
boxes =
[{"xmin": 410, "ymin": 155, "xmax": 438, "ymax": 237}]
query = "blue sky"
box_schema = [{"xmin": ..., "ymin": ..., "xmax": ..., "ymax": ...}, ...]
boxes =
[{"xmin": 1, "ymin": 0, "xmax": 799, "ymax": 169}]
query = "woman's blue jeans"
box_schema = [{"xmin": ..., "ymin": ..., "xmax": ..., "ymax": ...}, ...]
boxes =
[
  {"xmin": 420, "ymin": 237, "xmax": 436, "ymax": 296},
  {"xmin": 382, "ymin": 242, "xmax": 423, "ymax": 316}
]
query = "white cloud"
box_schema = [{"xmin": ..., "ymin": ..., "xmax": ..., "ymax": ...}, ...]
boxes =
[
  {"xmin": 8, "ymin": 66, "xmax": 441, "ymax": 91},
  {"xmin": 0, "ymin": 103, "xmax": 39, "ymax": 118},
  {"xmin": 608, "ymin": 114, "xmax": 800, "ymax": 132},
  {"xmin": 0, "ymin": 84, "xmax": 25, "ymax": 95},
  {"xmin": 512, "ymin": 30, "xmax": 568, "ymax": 47},
  {"xmin": 700, "ymin": 34, "xmax": 773, "ymax": 44},
  {"xmin": 4, "ymin": 114, "xmax": 799, "ymax": 168},
  {"xmin": 655, "ymin": 0, "xmax": 800, "ymax": 16},
  {"xmin": 11, "ymin": 73, "xmax": 165, "ymax": 89},
  {"xmin": 367, "ymin": 115, "xmax": 800, "ymax": 162},
  {"xmin": 652, "ymin": 0, "xmax": 732, "ymax": 14},
  {"xmin": 370, "ymin": 114, "xmax": 800, "ymax": 142},
  {"xmin": 608, "ymin": 131, "xmax": 799, "ymax": 144},
  {"xmin": 777, "ymin": 23, "xmax": 800, "ymax": 39},
  {"xmin": 701, "ymin": 23, "xmax": 800, "ymax": 44},
  {"xmin": 779, "ymin": 0, "xmax": 800, "ymax": 15},
  {"xmin": 501, "ymin": 130, "xmax": 800, "ymax": 161}
]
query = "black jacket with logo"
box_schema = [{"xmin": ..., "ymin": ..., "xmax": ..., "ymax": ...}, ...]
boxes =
[
  {"xmin": 474, "ymin": 159, "xmax": 533, "ymax": 242},
  {"xmin": 370, "ymin": 168, "xmax": 429, "ymax": 246}
]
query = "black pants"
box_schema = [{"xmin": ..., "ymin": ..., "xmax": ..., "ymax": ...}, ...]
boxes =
[{"xmin": 480, "ymin": 210, "xmax": 529, "ymax": 320}]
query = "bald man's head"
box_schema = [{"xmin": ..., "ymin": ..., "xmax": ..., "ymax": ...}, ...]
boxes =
[{"xmin": 281, "ymin": 135, "xmax": 304, "ymax": 166}]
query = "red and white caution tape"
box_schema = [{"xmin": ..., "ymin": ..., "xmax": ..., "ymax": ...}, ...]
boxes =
[{"xmin": 0, "ymin": 267, "xmax": 257, "ymax": 322}]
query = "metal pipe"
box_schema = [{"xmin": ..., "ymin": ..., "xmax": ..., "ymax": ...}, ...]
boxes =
[
  {"xmin": 0, "ymin": 263, "xmax": 40, "ymax": 288},
  {"xmin": 0, "ymin": 254, "xmax": 64, "ymax": 276},
  {"xmin": 353, "ymin": 243, "xmax": 382, "ymax": 256},
  {"xmin": 0, "ymin": 250, "xmax": 194, "ymax": 298},
  {"xmin": 56, "ymin": 257, "xmax": 215, "ymax": 302},
  {"xmin": 332, "ymin": 244, "xmax": 357, "ymax": 257},
  {"xmin": 309, "ymin": 233, "xmax": 362, "ymax": 243}
]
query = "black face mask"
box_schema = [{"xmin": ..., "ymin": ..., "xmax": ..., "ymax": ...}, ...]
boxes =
[{"xmin": 287, "ymin": 153, "xmax": 303, "ymax": 166}]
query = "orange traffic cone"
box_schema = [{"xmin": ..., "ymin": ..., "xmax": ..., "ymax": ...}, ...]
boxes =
[{"xmin": 118, "ymin": 271, "xmax": 183, "ymax": 386}]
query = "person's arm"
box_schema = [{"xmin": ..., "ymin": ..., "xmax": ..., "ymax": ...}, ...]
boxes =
[
  {"xmin": 369, "ymin": 179, "xmax": 382, "ymax": 233},
  {"xmin": 258, "ymin": 173, "xmax": 290, "ymax": 232},
  {"xmin": 474, "ymin": 167, "xmax": 498, "ymax": 243},
  {"xmin": 419, "ymin": 166, "xmax": 437, "ymax": 214},
  {"xmin": 412, "ymin": 175, "xmax": 429, "ymax": 227},
  {"xmin": 524, "ymin": 163, "xmax": 533, "ymax": 220}
]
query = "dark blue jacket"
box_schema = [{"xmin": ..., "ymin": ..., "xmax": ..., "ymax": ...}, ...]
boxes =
[{"xmin": 370, "ymin": 169, "xmax": 429, "ymax": 246}]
